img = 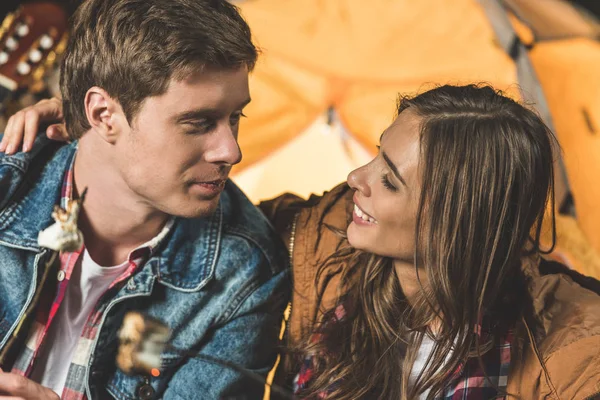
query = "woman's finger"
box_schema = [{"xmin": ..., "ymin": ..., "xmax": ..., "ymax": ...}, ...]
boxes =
[
  {"xmin": 0, "ymin": 117, "xmax": 12, "ymax": 152},
  {"xmin": 22, "ymin": 109, "xmax": 41, "ymax": 152},
  {"xmin": 1, "ymin": 97, "xmax": 64, "ymax": 154},
  {"xmin": 46, "ymin": 123, "xmax": 69, "ymax": 141},
  {"xmin": 3, "ymin": 111, "xmax": 26, "ymax": 154}
]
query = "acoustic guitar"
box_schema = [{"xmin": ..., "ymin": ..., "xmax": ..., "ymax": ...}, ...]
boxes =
[{"xmin": 0, "ymin": 1, "xmax": 68, "ymax": 113}]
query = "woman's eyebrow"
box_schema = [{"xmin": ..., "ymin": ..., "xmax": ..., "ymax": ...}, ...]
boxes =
[{"xmin": 382, "ymin": 151, "xmax": 407, "ymax": 187}]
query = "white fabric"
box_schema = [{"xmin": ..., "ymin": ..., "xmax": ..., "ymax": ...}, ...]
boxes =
[
  {"xmin": 408, "ymin": 334, "xmax": 437, "ymax": 400},
  {"xmin": 30, "ymin": 250, "xmax": 130, "ymax": 395}
]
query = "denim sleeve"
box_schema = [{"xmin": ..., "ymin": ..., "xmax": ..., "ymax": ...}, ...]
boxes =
[{"xmin": 162, "ymin": 267, "xmax": 290, "ymax": 399}]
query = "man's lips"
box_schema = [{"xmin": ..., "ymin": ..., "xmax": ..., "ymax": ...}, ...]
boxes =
[
  {"xmin": 189, "ymin": 179, "xmax": 227, "ymax": 196},
  {"xmin": 191, "ymin": 179, "xmax": 226, "ymax": 188}
]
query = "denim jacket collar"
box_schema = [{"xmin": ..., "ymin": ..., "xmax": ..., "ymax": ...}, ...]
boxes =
[
  {"xmin": 0, "ymin": 140, "xmax": 222, "ymax": 291},
  {"xmin": 150, "ymin": 204, "xmax": 222, "ymax": 291}
]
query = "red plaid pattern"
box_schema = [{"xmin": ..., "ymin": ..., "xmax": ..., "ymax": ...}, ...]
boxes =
[
  {"xmin": 11, "ymin": 156, "xmax": 173, "ymax": 399},
  {"xmin": 294, "ymin": 303, "xmax": 512, "ymax": 399}
]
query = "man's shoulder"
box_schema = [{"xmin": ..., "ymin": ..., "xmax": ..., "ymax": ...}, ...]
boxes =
[
  {"xmin": 0, "ymin": 135, "xmax": 70, "ymax": 217},
  {"xmin": 0, "ymin": 134, "xmax": 63, "ymax": 169}
]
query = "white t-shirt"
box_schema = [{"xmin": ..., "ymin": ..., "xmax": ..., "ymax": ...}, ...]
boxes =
[
  {"xmin": 411, "ymin": 332, "xmax": 459, "ymax": 399},
  {"xmin": 30, "ymin": 250, "xmax": 130, "ymax": 396},
  {"xmin": 409, "ymin": 334, "xmax": 437, "ymax": 399}
]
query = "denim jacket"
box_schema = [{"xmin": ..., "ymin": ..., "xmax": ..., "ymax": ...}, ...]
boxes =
[{"xmin": 0, "ymin": 137, "xmax": 290, "ymax": 399}]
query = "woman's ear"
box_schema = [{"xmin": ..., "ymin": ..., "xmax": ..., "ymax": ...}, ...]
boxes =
[{"xmin": 83, "ymin": 86, "xmax": 125, "ymax": 144}]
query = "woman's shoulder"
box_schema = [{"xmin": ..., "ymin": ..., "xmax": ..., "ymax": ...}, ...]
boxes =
[
  {"xmin": 510, "ymin": 258, "xmax": 600, "ymax": 398},
  {"xmin": 527, "ymin": 258, "xmax": 600, "ymax": 349}
]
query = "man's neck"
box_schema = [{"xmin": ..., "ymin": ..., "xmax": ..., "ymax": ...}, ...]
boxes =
[{"xmin": 73, "ymin": 136, "xmax": 169, "ymax": 266}]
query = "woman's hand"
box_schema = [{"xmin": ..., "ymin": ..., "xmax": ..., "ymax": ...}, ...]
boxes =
[{"xmin": 0, "ymin": 97, "xmax": 67, "ymax": 155}]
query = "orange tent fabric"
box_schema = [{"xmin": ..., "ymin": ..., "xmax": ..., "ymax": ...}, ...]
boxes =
[
  {"xmin": 529, "ymin": 38, "xmax": 600, "ymax": 257},
  {"xmin": 235, "ymin": 0, "xmax": 521, "ymax": 175},
  {"xmin": 230, "ymin": 0, "xmax": 600, "ymax": 280}
]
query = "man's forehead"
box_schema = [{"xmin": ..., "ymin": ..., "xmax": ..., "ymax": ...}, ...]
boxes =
[
  {"xmin": 147, "ymin": 68, "xmax": 250, "ymax": 113},
  {"xmin": 178, "ymin": 64, "xmax": 250, "ymax": 85}
]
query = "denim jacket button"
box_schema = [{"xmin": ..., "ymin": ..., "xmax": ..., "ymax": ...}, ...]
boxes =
[
  {"xmin": 137, "ymin": 383, "xmax": 155, "ymax": 400},
  {"xmin": 57, "ymin": 270, "xmax": 66, "ymax": 282}
]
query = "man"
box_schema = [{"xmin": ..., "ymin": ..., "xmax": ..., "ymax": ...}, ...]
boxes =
[{"xmin": 0, "ymin": 0, "xmax": 288, "ymax": 398}]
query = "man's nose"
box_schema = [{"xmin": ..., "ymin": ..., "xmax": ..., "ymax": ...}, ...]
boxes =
[{"xmin": 205, "ymin": 124, "xmax": 242, "ymax": 166}]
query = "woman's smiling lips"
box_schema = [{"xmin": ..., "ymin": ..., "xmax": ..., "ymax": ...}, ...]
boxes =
[{"xmin": 352, "ymin": 199, "xmax": 378, "ymax": 226}]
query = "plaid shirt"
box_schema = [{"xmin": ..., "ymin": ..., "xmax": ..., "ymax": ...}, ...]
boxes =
[
  {"xmin": 294, "ymin": 303, "xmax": 512, "ymax": 399},
  {"xmin": 11, "ymin": 155, "xmax": 173, "ymax": 400}
]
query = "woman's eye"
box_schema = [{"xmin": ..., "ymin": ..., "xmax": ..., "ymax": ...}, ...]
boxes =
[{"xmin": 381, "ymin": 175, "xmax": 397, "ymax": 192}]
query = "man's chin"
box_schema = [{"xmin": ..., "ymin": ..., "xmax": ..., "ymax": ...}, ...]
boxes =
[{"xmin": 170, "ymin": 196, "xmax": 221, "ymax": 219}]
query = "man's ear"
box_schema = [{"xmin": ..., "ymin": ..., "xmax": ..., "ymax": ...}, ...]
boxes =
[{"xmin": 84, "ymin": 87, "xmax": 127, "ymax": 144}]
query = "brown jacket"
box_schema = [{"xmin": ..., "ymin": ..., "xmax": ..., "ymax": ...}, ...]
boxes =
[{"xmin": 260, "ymin": 183, "xmax": 600, "ymax": 399}]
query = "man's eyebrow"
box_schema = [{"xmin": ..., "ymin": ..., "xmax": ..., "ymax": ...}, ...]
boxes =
[
  {"xmin": 382, "ymin": 151, "xmax": 407, "ymax": 187},
  {"xmin": 174, "ymin": 98, "xmax": 251, "ymax": 124},
  {"xmin": 174, "ymin": 109, "xmax": 217, "ymax": 124}
]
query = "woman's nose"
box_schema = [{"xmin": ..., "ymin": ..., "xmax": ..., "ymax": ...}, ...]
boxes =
[{"xmin": 347, "ymin": 166, "xmax": 371, "ymax": 197}]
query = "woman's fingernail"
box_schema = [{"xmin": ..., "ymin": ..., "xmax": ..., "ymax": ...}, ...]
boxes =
[{"xmin": 5, "ymin": 144, "xmax": 13, "ymax": 154}]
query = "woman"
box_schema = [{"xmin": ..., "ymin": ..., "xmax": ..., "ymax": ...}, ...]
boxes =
[
  {"xmin": 261, "ymin": 85, "xmax": 600, "ymax": 399},
  {"xmin": 3, "ymin": 85, "xmax": 600, "ymax": 399}
]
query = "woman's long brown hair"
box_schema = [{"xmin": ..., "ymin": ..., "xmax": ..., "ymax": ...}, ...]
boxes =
[{"xmin": 298, "ymin": 84, "xmax": 557, "ymax": 399}]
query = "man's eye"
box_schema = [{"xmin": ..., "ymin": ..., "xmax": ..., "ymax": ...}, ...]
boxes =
[
  {"xmin": 185, "ymin": 121, "xmax": 214, "ymax": 134},
  {"xmin": 229, "ymin": 112, "xmax": 247, "ymax": 126}
]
